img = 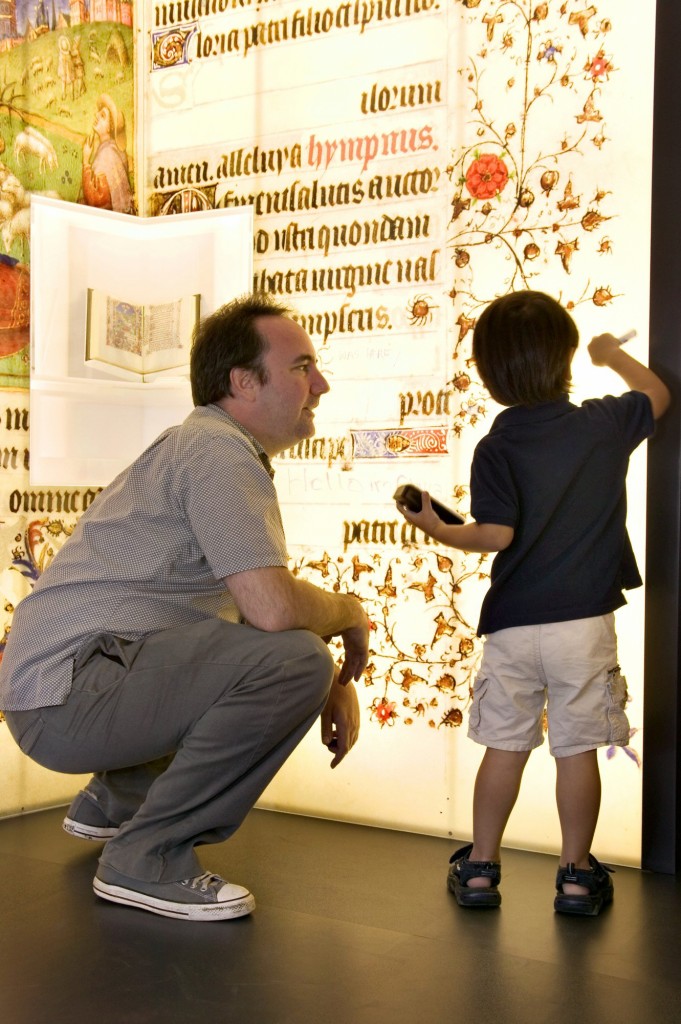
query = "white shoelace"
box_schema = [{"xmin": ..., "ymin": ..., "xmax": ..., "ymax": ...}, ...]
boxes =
[{"xmin": 181, "ymin": 872, "xmax": 224, "ymax": 894}]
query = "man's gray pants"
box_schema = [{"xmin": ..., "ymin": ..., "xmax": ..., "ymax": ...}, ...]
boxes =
[{"xmin": 5, "ymin": 620, "xmax": 334, "ymax": 883}]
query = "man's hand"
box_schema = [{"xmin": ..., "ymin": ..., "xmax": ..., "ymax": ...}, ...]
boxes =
[
  {"xmin": 320, "ymin": 673, "xmax": 360, "ymax": 768},
  {"xmin": 337, "ymin": 611, "xmax": 370, "ymax": 685}
]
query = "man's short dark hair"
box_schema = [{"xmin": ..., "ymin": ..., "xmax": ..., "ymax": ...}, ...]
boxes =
[
  {"xmin": 190, "ymin": 293, "xmax": 293, "ymax": 406},
  {"xmin": 472, "ymin": 290, "xmax": 579, "ymax": 407}
]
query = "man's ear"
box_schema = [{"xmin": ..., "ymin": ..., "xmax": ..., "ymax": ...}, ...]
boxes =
[{"xmin": 229, "ymin": 366, "xmax": 259, "ymax": 402}]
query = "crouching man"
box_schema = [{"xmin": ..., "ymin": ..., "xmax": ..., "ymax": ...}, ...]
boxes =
[{"xmin": 0, "ymin": 294, "xmax": 369, "ymax": 922}]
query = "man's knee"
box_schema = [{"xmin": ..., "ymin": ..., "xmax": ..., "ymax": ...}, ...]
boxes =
[
  {"xmin": 287, "ymin": 629, "xmax": 335, "ymax": 675},
  {"xmin": 276, "ymin": 629, "xmax": 335, "ymax": 701}
]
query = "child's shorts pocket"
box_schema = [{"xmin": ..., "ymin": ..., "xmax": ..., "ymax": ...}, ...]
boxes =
[
  {"xmin": 468, "ymin": 675, "xmax": 490, "ymax": 733},
  {"xmin": 606, "ymin": 668, "xmax": 631, "ymax": 745}
]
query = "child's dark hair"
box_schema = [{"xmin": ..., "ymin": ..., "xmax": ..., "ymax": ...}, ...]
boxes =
[{"xmin": 472, "ymin": 290, "xmax": 579, "ymax": 407}]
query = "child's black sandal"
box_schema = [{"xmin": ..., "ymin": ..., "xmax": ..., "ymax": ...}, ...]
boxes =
[
  {"xmin": 554, "ymin": 854, "xmax": 614, "ymax": 916},
  {"xmin": 447, "ymin": 843, "xmax": 502, "ymax": 908}
]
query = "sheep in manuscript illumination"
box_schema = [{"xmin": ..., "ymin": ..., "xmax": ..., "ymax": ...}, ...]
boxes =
[
  {"xmin": 0, "ymin": 173, "xmax": 26, "ymax": 234},
  {"xmin": 0, "ymin": 166, "xmax": 59, "ymax": 231},
  {"xmin": 1, "ymin": 206, "xmax": 30, "ymax": 256},
  {"xmin": 0, "ymin": 172, "xmax": 26, "ymax": 209},
  {"xmin": 13, "ymin": 127, "xmax": 58, "ymax": 174}
]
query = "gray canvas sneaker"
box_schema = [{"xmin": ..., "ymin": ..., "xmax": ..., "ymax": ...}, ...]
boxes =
[
  {"xmin": 62, "ymin": 791, "xmax": 120, "ymax": 842},
  {"xmin": 93, "ymin": 866, "xmax": 255, "ymax": 921}
]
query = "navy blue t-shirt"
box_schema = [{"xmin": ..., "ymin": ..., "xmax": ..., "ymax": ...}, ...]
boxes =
[{"xmin": 471, "ymin": 391, "xmax": 654, "ymax": 636}]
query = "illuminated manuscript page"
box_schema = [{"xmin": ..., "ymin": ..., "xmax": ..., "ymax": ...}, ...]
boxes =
[{"xmin": 140, "ymin": 0, "xmax": 653, "ymax": 862}]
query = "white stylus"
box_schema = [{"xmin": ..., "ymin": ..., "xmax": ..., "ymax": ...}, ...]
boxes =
[{"xmin": 617, "ymin": 330, "xmax": 637, "ymax": 345}]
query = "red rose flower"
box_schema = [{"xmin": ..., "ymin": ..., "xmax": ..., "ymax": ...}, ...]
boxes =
[{"xmin": 465, "ymin": 153, "xmax": 509, "ymax": 200}]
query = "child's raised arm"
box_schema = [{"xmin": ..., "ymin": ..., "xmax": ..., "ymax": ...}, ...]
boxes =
[{"xmin": 588, "ymin": 333, "xmax": 671, "ymax": 419}]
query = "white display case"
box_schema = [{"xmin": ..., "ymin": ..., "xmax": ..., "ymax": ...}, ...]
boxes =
[{"xmin": 29, "ymin": 197, "xmax": 253, "ymax": 485}]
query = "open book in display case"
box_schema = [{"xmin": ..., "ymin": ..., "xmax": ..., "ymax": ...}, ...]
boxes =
[
  {"xmin": 84, "ymin": 287, "xmax": 201, "ymax": 383},
  {"xmin": 29, "ymin": 196, "xmax": 253, "ymax": 486}
]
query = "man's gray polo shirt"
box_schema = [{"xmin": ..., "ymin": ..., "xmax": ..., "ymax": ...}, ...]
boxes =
[{"xmin": 0, "ymin": 404, "xmax": 288, "ymax": 711}]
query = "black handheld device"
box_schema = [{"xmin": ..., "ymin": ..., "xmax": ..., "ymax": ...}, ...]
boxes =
[{"xmin": 393, "ymin": 484, "xmax": 465, "ymax": 525}]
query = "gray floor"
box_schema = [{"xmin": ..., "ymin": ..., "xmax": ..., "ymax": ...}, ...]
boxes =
[{"xmin": 0, "ymin": 806, "xmax": 680, "ymax": 1024}]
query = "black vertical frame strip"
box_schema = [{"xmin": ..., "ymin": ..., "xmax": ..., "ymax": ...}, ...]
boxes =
[{"xmin": 643, "ymin": 1, "xmax": 681, "ymax": 873}]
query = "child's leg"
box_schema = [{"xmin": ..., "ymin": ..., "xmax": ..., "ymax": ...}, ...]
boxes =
[
  {"xmin": 555, "ymin": 749, "xmax": 601, "ymax": 894},
  {"xmin": 466, "ymin": 746, "xmax": 531, "ymax": 887}
]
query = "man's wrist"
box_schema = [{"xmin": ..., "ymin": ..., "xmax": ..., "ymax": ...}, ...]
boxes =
[{"xmin": 337, "ymin": 592, "xmax": 365, "ymax": 630}]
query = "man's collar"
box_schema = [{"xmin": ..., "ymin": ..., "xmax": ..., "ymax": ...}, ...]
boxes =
[{"xmin": 206, "ymin": 403, "xmax": 275, "ymax": 477}]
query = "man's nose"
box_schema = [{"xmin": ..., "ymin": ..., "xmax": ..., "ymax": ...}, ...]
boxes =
[{"xmin": 311, "ymin": 368, "xmax": 331, "ymax": 394}]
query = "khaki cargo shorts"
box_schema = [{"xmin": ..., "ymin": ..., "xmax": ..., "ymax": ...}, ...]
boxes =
[{"xmin": 468, "ymin": 614, "xmax": 631, "ymax": 758}]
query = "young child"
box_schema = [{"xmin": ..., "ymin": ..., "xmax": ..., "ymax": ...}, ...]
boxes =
[{"xmin": 396, "ymin": 290, "xmax": 670, "ymax": 916}]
